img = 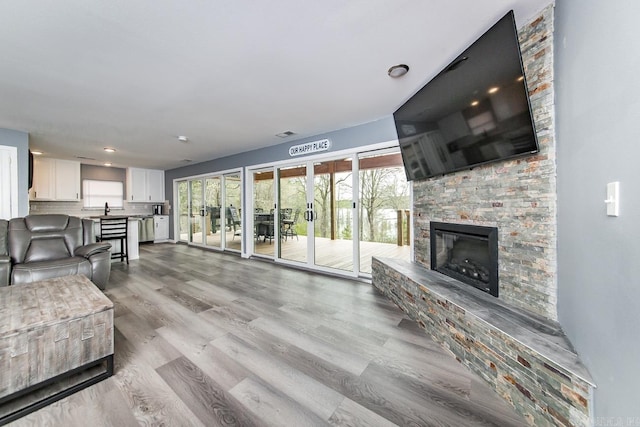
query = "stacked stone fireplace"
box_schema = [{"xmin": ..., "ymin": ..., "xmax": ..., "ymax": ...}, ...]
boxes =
[
  {"xmin": 372, "ymin": 5, "xmax": 595, "ymax": 426},
  {"xmin": 414, "ymin": 3, "xmax": 557, "ymax": 322}
]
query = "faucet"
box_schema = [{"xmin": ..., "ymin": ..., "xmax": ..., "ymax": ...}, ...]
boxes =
[{"xmin": 104, "ymin": 202, "xmax": 110, "ymax": 216}]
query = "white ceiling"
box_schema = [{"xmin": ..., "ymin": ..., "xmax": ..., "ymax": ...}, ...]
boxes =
[{"xmin": 0, "ymin": 0, "xmax": 550, "ymax": 170}]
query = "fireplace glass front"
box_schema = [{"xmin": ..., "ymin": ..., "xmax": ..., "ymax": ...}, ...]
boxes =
[{"xmin": 430, "ymin": 222, "xmax": 498, "ymax": 297}]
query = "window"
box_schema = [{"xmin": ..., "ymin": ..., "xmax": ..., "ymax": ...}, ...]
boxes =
[{"xmin": 83, "ymin": 180, "xmax": 124, "ymax": 209}]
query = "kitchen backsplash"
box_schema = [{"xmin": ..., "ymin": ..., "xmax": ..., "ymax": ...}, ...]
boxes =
[{"xmin": 29, "ymin": 201, "xmax": 159, "ymax": 218}]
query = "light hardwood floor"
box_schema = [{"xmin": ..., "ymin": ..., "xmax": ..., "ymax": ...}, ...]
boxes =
[{"xmin": 10, "ymin": 244, "xmax": 527, "ymax": 426}]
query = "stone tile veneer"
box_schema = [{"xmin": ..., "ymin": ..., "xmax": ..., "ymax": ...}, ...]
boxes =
[
  {"xmin": 413, "ymin": 4, "xmax": 557, "ymax": 320},
  {"xmin": 372, "ymin": 257, "xmax": 594, "ymax": 427}
]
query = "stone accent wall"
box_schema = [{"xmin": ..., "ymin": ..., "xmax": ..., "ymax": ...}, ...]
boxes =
[
  {"xmin": 413, "ymin": 4, "xmax": 557, "ymax": 320},
  {"xmin": 372, "ymin": 257, "xmax": 594, "ymax": 427}
]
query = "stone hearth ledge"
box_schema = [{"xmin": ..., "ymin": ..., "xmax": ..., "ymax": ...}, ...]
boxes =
[{"xmin": 372, "ymin": 257, "xmax": 595, "ymax": 427}]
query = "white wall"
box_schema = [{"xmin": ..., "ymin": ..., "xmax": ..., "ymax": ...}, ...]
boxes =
[{"xmin": 555, "ymin": 0, "xmax": 640, "ymax": 420}]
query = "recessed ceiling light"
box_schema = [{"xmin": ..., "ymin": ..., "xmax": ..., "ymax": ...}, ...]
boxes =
[
  {"xmin": 276, "ymin": 131, "xmax": 296, "ymax": 138},
  {"xmin": 488, "ymin": 86, "xmax": 499, "ymax": 94},
  {"xmin": 31, "ymin": 150, "xmax": 43, "ymax": 155},
  {"xmin": 517, "ymin": 75, "xmax": 524, "ymax": 82},
  {"xmin": 104, "ymin": 147, "xmax": 116, "ymax": 153},
  {"xmin": 178, "ymin": 136, "xmax": 189, "ymax": 143},
  {"xmin": 104, "ymin": 162, "xmax": 112, "ymax": 167},
  {"xmin": 388, "ymin": 64, "xmax": 409, "ymax": 78},
  {"xmin": 471, "ymin": 100, "xmax": 479, "ymax": 107}
]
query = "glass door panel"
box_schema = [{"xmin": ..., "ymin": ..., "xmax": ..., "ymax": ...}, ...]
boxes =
[
  {"xmin": 177, "ymin": 181, "xmax": 189, "ymax": 242},
  {"xmin": 278, "ymin": 164, "xmax": 308, "ymax": 264},
  {"xmin": 224, "ymin": 173, "xmax": 242, "ymax": 252},
  {"xmin": 358, "ymin": 151, "xmax": 410, "ymax": 273},
  {"xmin": 313, "ymin": 159, "xmax": 354, "ymax": 272},
  {"xmin": 204, "ymin": 177, "xmax": 221, "ymax": 249},
  {"xmin": 189, "ymin": 179, "xmax": 205, "ymax": 245},
  {"xmin": 252, "ymin": 169, "xmax": 275, "ymax": 257}
]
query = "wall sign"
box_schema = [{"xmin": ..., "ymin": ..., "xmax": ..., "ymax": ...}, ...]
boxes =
[{"xmin": 288, "ymin": 139, "xmax": 331, "ymax": 157}]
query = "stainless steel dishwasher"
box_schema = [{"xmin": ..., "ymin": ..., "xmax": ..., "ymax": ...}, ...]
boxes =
[{"xmin": 138, "ymin": 216, "xmax": 155, "ymax": 243}]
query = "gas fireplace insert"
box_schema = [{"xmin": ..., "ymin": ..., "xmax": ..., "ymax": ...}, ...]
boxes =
[{"xmin": 430, "ymin": 222, "xmax": 498, "ymax": 297}]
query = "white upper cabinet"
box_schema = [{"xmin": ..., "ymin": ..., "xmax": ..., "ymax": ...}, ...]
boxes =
[
  {"xmin": 127, "ymin": 167, "xmax": 165, "ymax": 202},
  {"xmin": 147, "ymin": 169, "xmax": 165, "ymax": 203},
  {"xmin": 54, "ymin": 159, "xmax": 81, "ymax": 201},
  {"xmin": 127, "ymin": 168, "xmax": 147, "ymax": 202},
  {"xmin": 30, "ymin": 157, "xmax": 55, "ymax": 200},
  {"xmin": 30, "ymin": 158, "xmax": 80, "ymax": 201}
]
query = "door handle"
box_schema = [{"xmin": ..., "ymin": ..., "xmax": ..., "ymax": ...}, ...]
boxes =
[{"xmin": 304, "ymin": 209, "xmax": 315, "ymax": 222}]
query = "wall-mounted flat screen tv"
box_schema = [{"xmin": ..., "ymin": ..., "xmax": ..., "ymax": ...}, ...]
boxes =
[{"xmin": 394, "ymin": 11, "xmax": 539, "ymax": 181}]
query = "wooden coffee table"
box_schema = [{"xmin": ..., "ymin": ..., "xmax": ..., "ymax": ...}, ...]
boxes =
[{"xmin": 0, "ymin": 275, "xmax": 114, "ymax": 424}]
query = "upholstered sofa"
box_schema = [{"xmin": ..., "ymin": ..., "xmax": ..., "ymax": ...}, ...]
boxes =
[{"xmin": 0, "ymin": 215, "xmax": 112, "ymax": 289}]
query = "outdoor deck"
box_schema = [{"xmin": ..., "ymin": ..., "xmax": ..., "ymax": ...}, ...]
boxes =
[{"xmin": 179, "ymin": 231, "xmax": 410, "ymax": 274}]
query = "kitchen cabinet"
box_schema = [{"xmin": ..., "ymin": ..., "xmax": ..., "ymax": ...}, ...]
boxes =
[
  {"xmin": 127, "ymin": 167, "xmax": 165, "ymax": 202},
  {"xmin": 30, "ymin": 158, "xmax": 80, "ymax": 201},
  {"xmin": 54, "ymin": 159, "xmax": 81, "ymax": 200},
  {"xmin": 154, "ymin": 215, "xmax": 169, "ymax": 242},
  {"xmin": 30, "ymin": 157, "xmax": 54, "ymax": 200},
  {"xmin": 148, "ymin": 169, "xmax": 164, "ymax": 202}
]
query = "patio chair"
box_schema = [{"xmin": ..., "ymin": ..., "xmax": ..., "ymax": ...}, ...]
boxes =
[
  {"xmin": 228, "ymin": 206, "xmax": 241, "ymax": 240},
  {"xmin": 281, "ymin": 208, "xmax": 299, "ymax": 241}
]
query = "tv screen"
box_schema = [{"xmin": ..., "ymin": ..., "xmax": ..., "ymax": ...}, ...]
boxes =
[{"xmin": 394, "ymin": 11, "xmax": 539, "ymax": 181}]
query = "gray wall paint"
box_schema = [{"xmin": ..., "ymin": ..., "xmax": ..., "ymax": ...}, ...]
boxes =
[
  {"xmin": 164, "ymin": 117, "xmax": 397, "ymax": 238},
  {"xmin": 555, "ymin": 0, "xmax": 640, "ymax": 419},
  {"xmin": 80, "ymin": 164, "xmax": 126, "ymax": 199},
  {"xmin": 0, "ymin": 128, "xmax": 29, "ymax": 216}
]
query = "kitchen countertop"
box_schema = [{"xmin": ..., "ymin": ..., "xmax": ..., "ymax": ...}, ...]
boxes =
[{"xmin": 87, "ymin": 216, "xmax": 141, "ymax": 221}]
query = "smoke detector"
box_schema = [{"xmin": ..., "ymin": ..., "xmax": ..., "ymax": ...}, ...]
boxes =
[{"xmin": 388, "ymin": 64, "xmax": 409, "ymax": 78}]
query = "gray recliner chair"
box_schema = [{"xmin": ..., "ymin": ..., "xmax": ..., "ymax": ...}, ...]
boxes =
[{"xmin": 0, "ymin": 215, "xmax": 112, "ymax": 289}]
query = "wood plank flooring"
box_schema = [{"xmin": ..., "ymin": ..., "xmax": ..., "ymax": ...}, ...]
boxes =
[{"xmin": 10, "ymin": 244, "xmax": 527, "ymax": 426}]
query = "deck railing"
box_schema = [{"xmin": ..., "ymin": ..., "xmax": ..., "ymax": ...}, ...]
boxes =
[{"xmin": 396, "ymin": 209, "xmax": 411, "ymax": 246}]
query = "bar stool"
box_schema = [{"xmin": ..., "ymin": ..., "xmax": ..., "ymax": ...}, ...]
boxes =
[{"xmin": 98, "ymin": 217, "xmax": 128, "ymax": 264}]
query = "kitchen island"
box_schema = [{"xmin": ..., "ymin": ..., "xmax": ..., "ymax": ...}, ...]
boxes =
[{"xmin": 88, "ymin": 216, "xmax": 140, "ymax": 261}]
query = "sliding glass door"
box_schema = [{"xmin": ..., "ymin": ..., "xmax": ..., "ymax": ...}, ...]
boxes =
[
  {"xmin": 176, "ymin": 170, "xmax": 242, "ymax": 252},
  {"xmin": 312, "ymin": 158, "xmax": 354, "ymax": 272},
  {"xmin": 224, "ymin": 172, "xmax": 242, "ymax": 252},
  {"xmin": 277, "ymin": 163, "xmax": 308, "ymax": 264},
  {"xmin": 175, "ymin": 147, "xmax": 410, "ymax": 277},
  {"xmin": 177, "ymin": 181, "xmax": 190, "ymax": 241},
  {"xmin": 204, "ymin": 176, "xmax": 221, "ymax": 249},
  {"xmin": 252, "ymin": 168, "xmax": 275, "ymax": 258},
  {"xmin": 248, "ymin": 148, "xmax": 409, "ymax": 277},
  {"xmin": 189, "ymin": 179, "xmax": 204, "ymax": 245},
  {"xmin": 273, "ymin": 157, "xmax": 356, "ymax": 275},
  {"xmin": 358, "ymin": 151, "xmax": 411, "ymax": 273}
]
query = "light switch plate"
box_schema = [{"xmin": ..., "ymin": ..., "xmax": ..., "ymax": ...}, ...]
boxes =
[{"xmin": 606, "ymin": 181, "xmax": 619, "ymax": 216}]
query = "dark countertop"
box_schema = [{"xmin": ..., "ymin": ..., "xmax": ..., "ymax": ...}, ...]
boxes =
[{"xmin": 87, "ymin": 216, "xmax": 140, "ymax": 221}]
